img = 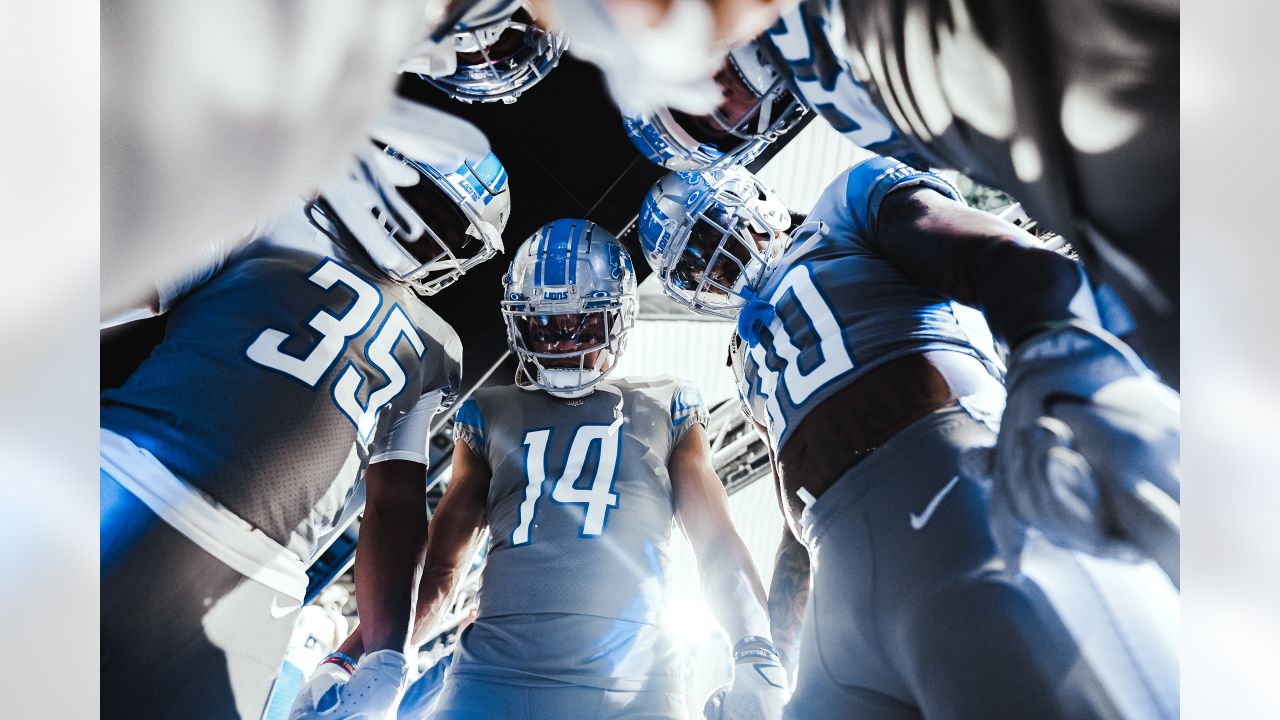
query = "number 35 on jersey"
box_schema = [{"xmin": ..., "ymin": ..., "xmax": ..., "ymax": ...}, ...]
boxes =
[{"xmin": 244, "ymin": 257, "xmax": 424, "ymax": 443}]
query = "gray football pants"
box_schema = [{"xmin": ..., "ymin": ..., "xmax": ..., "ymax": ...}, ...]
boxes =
[
  {"xmin": 785, "ymin": 406, "xmax": 1178, "ymax": 720},
  {"xmin": 101, "ymin": 471, "xmax": 299, "ymax": 719}
]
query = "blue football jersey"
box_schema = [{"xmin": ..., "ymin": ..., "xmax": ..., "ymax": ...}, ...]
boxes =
[
  {"xmin": 101, "ymin": 201, "xmax": 462, "ymax": 556},
  {"xmin": 739, "ymin": 156, "xmax": 1003, "ymax": 452},
  {"xmin": 764, "ymin": 0, "xmax": 927, "ymax": 168}
]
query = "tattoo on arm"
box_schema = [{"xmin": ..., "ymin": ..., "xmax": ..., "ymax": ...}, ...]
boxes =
[{"xmin": 768, "ymin": 533, "xmax": 811, "ymax": 677}]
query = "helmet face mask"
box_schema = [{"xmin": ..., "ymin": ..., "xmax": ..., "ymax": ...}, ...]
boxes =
[
  {"xmin": 425, "ymin": 5, "xmax": 567, "ymax": 104},
  {"xmin": 640, "ymin": 168, "xmax": 791, "ymax": 319},
  {"xmin": 623, "ymin": 40, "xmax": 807, "ymax": 171},
  {"xmin": 501, "ymin": 220, "xmax": 638, "ymax": 397},
  {"xmin": 323, "ymin": 145, "xmax": 511, "ymax": 296},
  {"xmin": 380, "ymin": 148, "xmax": 508, "ymax": 295}
]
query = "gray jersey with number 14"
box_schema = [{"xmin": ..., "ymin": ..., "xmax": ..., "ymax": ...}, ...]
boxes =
[{"xmin": 450, "ymin": 376, "xmax": 707, "ymax": 690}]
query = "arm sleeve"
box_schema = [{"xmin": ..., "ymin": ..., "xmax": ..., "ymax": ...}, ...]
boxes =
[
  {"xmin": 841, "ymin": 156, "xmax": 963, "ymax": 249},
  {"xmin": 670, "ymin": 381, "xmax": 710, "ymax": 447},
  {"xmin": 369, "ymin": 389, "xmax": 447, "ymax": 465},
  {"xmin": 451, "ymin": 397, "xmax": 486, "ymax": 459}
]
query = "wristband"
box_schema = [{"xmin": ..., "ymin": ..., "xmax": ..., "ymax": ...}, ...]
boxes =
[
  {"xmin": 732, "ymin": 636, "xmax": 780, "ymax": 664},
  {"xmin": 322, "ymin": 652, "xmax": 357, "ymax": 675}
]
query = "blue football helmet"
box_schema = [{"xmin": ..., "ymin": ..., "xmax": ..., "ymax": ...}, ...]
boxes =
[
  {"xmin": 623, "ymin": 40, "xmax": 807, "ymax": 171},
  {"xmin": 638, "ymin": 167, "xmax": 791, "ymax": 318},
  {"xmin": 322, "ymin": 135, "xmax": 511, "ymax": 296},
  {"xmin": 501, "ymin": 219, "xmax": 638, "ymax": 397},
  {"xmin": 421, "ymin": 0, "xmax": 566, "ymax": 104}
]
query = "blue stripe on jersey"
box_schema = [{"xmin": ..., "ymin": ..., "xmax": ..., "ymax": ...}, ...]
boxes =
[
  {"xmin": 453, "ymin": 398, "xmax": 485, "ymax": 449},
  {"xmin": 844, "ymin": 157, "xmax": 960, "ymax": 240},
  {"xmin": 670, "ymin": 384, "xmax": 705, "ymax": 429}
]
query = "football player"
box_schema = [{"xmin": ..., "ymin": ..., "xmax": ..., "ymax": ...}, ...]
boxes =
[
  {"xmin": 578, "ymin": 0, "xmax": 1178, "ymax": 386},
  {"xmin": 100, "ymin": 98, "xmax": 511, "ymax": 719},
  {"xmin": 640, "ymin": 159, "xmax": 1179, "ymax": 718},
  {"xmin": 302, "ymin": 220, "xmax": 789, "ymax": 720}
]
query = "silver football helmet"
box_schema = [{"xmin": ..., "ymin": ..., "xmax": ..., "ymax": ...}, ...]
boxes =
[
  {"xmin": 320, "ymin": 110, "xmax": 512, "ymax": 296},
  {"xmin": 501, "ymin": 219, "xmax": 638, "ymax": 397},
  {"xmin": 623, "ymin": 39, "xmax": 807, "ymax": 171},
  {"xmin": 421, "ymin": 0, "xmax": 566, "ymax": 104},
  {"xmin": 638, "ymin": 166, "xmax": 791, "ymax": 318}
]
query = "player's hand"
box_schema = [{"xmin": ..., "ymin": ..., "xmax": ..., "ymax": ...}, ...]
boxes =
[
  {"xmin": 962, "ymin": 321, "xmax": 1180, "ymax": 584},
  {"xmin": 288, "ymin": 649, "xmax": 411, "ymax": 720},
  {"xmin": 704, "ymin": 641, "xmax": 790, "ymax": 720}
]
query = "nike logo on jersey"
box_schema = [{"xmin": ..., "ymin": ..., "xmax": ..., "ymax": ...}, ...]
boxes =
[
  {"xmin": 269, "ymin": 596, "xmax": 301, "ymax": 619},
  {"xmin": 909, "ymin": 475, "xmax": 961, "ymax": 531}
]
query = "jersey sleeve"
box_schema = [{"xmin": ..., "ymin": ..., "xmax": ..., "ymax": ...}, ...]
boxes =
[
  {"xmin": 369, "ymin": 388, "xmax": 447, "ymax": 465},
  {"xmin": 839, "ymin": 156, "xmax": 963, "ymax": 249},
  {"xmin": 670, "ymin": 381, "xmax": 710, "ymax": 447},
  {"xmin": 156, "ymin": 234, "xmax": 249, "ymax": 314},
  {"xmin": 452, "ymin": 396, "xmax": 486, "ymax": 458}
]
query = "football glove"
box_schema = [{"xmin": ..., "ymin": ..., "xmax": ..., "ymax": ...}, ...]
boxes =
[
  {"xmin": 704, "ymin": 639, "xmax": 790, "ymax": 720},
  {"xmin": 288, "ymin": 649, "xmax": 411, "ymax": 720},
  {"xmin": 963, "ymin": 321, "xmax": 1180, "ymax": 585}
]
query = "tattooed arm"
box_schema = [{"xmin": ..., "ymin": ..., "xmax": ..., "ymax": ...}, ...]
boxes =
[{"xmin": 768, "ymin": 525, "xmax": 811, "ymax": 681}]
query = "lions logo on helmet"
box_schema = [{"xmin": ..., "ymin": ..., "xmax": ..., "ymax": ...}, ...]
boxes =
[
  {"xmin": 623, "ymin": 39, "xmax": 807, "ymax": 171},
  {"xmin": 321, "ymin": 137, "xmax": 512, "ymax": 296},
  {"xmin": 501, "ymin": 219, "xmax": 638, "ymax": 398},
  {"xmin": 639, "ymin": 167, "xmax": 790, "ymax": 318},
  {"xmin": 419, "ymin": 0, "xmax": 567, "ymax": 104}
]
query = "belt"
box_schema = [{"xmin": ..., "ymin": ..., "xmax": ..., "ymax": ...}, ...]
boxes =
[{"xmin": 776, "ymin": 352, "xmax": 964, "ymax": 526}]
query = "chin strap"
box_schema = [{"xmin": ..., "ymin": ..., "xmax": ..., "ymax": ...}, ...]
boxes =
[{"xmin": 539, "ymin": 368, "xmax": 603, "ymax": 398}]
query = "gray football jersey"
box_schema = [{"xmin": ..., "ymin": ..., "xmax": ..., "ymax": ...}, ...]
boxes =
[
  {"xmin": 101, "ymin": 201, "xmax": 462, "ymax": 555},
  {"xmin": 739, "ymin": 156, "xmax": 1004, "ymax": 452},
  {"xmin": 449, "ymin": 376, "xmax": 707, "ymax": 689}
]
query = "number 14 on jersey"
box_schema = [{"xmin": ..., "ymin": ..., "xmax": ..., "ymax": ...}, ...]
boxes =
[{"xmin": 512, "ymin": 423, "xmax": 622, "ymax": 546}]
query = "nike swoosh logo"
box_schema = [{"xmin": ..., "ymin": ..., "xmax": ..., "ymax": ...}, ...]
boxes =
[
  {"xmin": 269, "ymin": 596, "xmax": 300, "ymax": 619},
  {"xmin": 909, "ymin": 475, "xmax": 961, "ymax": 531},
  {"xmin": 753, "ymin": 663, "xmax": 786, "ymax": 689}
]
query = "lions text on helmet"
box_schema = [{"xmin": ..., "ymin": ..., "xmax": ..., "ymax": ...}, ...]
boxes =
[{"xmin": 502, "ymin": 219, "xmax": 638, "ymax": 397}]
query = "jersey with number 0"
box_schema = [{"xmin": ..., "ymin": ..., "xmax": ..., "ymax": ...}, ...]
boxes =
[
  {"xmin": 763, "ymin": 0, "xmax": 926, "ymax": 168},
  {"xmin": 739, "ymin": 156, "xmax": 1004, "ymax": 452},
  {"xmin": 450, "ymin": 377, "xmax": 706, "ymax": 689},
  {"xmin": 101, "ymin": 202, "xmax": 462, "ymax": 556}
]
